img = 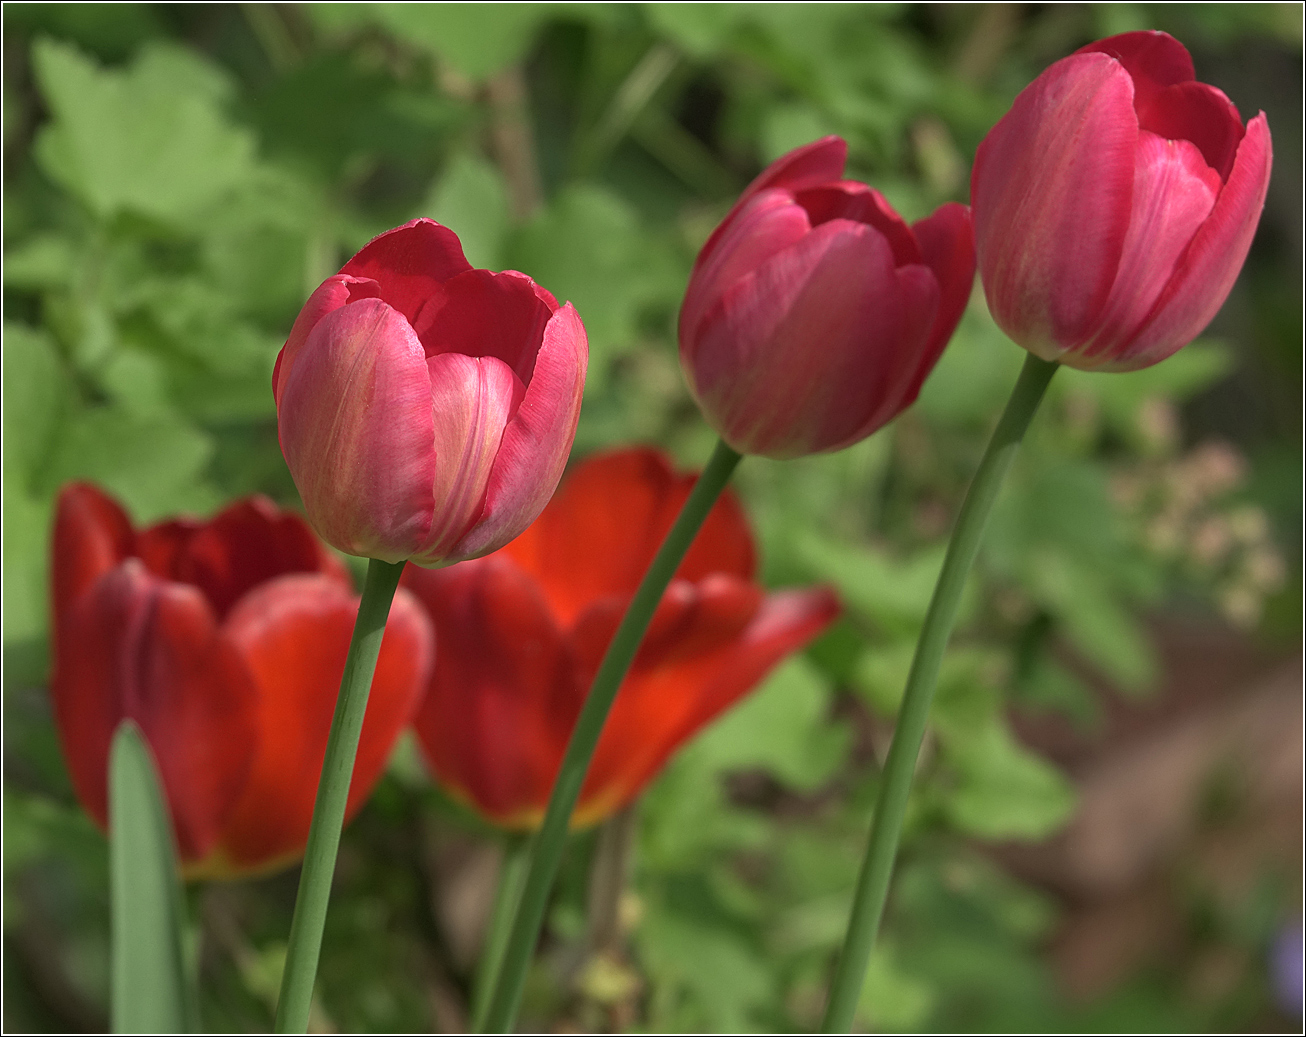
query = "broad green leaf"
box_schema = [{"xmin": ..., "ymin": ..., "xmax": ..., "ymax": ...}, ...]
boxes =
[
  {"xmin": 3, "ymin": 323, "xmax": 67, "ymax": 488},
  {"xmin": 694, "ymin": 656, "xmax": 849, "ymax": 790},
  {"xmin": 857, "ymin": 940, "xmax": 936, "ymax": 1032},
  {"xmin": 109, "ymin": 721, "xmax": 195, "ymax": 1033},
  {"xmin": 646, "ymin": 3, "xmax": 746, "ymax": 57},
  {"xmin": 32, "ymin": 39, "xmax": 255, "ymax": 222},
  {"xmin": 371, "ymin": 3, "xmax": 551, "ymax": 81},
  {"xmin": 425, "ymin": 153, "xmax": 510, "ymax": 270}
]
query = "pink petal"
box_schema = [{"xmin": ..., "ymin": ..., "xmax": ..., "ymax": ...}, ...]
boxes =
[
  {"xmin": 689, "ymin": 220, "xmax": 936, "ymax": 458},
  {"xmin": 415, "ymin": 353, "xmax": 526, "ymax": 564},
  {"xmin": 446, "ymin": 303, "xmax": 588, "ymax": 561},
  {"xmin": 340, "ymin": 218, "xmax": 473, "ymax": 331},
  {"xmin": 277, "ymin": 298, "xmax": 437, "ymax": 561},
  {"xmin": 1076, "ymin": 132, "xmax": 1220, "ymax": 366},
  {"xmin": 412, "ymin": 268, "xmax": 555, "ymax": 384},
  {"xmin": 795, "ymin": 182, "xmax": 923, "ymax": 266},
  {"xmin": 273, "ymin": 275, "xmax": 381, "ymax": 405},
  {"xmin": 1077, "ymin": 30, "xmax": 1195, "ymax": 112},
  {"xmin": 693, "ymin": 136, "xmax": 848, "ymax": 273},
  {"xmin": 972, "ymin": 52, "xmax": 1137, "ymax": 354},
  {"xmin": 1103, "ymin": 112, "xmax": 1272, "ymax": 372},
  {"xmin": 1138, "ymin": 80, "xmax": 1245, "ymax": 181},
  {"xmin": 911, "ymin": 200, "xmax": 977, "ymax": 373},
  {"xmin": 680, "ymin": 189, "xmax": 812, "ymax": 349}
]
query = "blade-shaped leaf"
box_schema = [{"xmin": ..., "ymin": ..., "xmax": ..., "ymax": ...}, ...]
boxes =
[{"xmin": 109, "ymin": 720, "xmax": 195, "ymax": 1033}]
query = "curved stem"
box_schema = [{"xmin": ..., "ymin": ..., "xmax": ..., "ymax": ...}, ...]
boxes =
[
  {"xmin": 821, "ymin": 354, "xmax": 1058, "ymax": 1032},
  {"xmin": 470, "ymin": 836, "xmax": 531, "ymax": 1033},
  {"xmin": 482, "ymin": 438, "xmax": 743, "ymax": 1033},
  {"xmin": 275, "ymin": 557, "xmax": 406, "ymax": 1033}
]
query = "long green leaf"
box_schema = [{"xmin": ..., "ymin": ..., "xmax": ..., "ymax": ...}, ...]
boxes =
[{"xmin": 109, "ymin": 720, "xmax": 195, "ymax": 1033}]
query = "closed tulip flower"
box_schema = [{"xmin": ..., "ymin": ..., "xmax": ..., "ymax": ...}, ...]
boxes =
[
  {"xmin": 972, "ymin": 31, "xmax": 1272, "ymax": 371},
  {"xmin": 679, "ymin": 136, "xmax": 975, "ymax": 459},
  {"xmin": 50, "ymin": 484, "xmax": 433, "ymax": 877},
  {"xmin": 274, "ymin": 218, "xmax": 588, "ymax": 566},
  {"xmin": 403, "ymin": 448, "xmax": 840, "ymax": 828}
]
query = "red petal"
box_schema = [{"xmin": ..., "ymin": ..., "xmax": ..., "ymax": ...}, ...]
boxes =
[
  {"xmin": 340, "ymin": 218, "xmax": 474, "ymax": 332},
  {"xmin": 51, "ymin": 560, "xmax": 258, "ymax": 862},
  {"xmin": 501, "ymin": 449, "xmax": 756, "ymax": 624},
  {"xmin": 51, "ymin": 484, "xmax": 135, "ymax": 641},
  {"xmin": 795, "ymin": 182, "xmax": 922, "ymax": 266},
  {"xmin": 1138, "ymin": 80, "xmax": 1244, "ymax": 181},
  {"xmin": 274, "ymin": 275, "xmax": 382, "ymax": 405},
  {"xmin": 407, "ymin": 558, "xmax": 577, "ymax": 828},
  {"xmin": 214, "ymin": 575, "xmax": 431, "ymax": 872},
  {"xmin": 576, "ymin": 585, "xmax": 840, "ymax": 823},
  {"xmin": 1077, "ymin": 30, "xmax": 1195, "ymax": 112}
]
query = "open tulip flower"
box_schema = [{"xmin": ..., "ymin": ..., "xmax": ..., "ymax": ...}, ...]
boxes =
[
  {"xmin": 972, "ymin": 30, "xmax": 1272, "ymax": 371},
  {"xmin": 678, "ymin": 135, "xmax": 975, "ymax": 459},
  {"xmin": 403, "ymin": 448, "xmax": 840, "ymax": 828},
  {"xmin": 49, "ymin": 483, "xmax": 433, "ymax": 878},
  {"xmin": 273, "ymin": 218, "xmax": 588, "ymax": 566}
]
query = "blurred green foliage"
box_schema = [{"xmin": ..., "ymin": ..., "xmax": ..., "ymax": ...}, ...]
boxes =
[{"xmin": 4, "ymin": 3, "xmax": 1299, "ymax": 1032}]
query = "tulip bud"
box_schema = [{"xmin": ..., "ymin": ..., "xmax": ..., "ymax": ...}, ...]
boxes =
[
  {"xmin": 678, "ymin": 136, "xmax": 975, "ymax": 459},
  {"xmin": 274, "ymin": 219, "xmax": 588, "ymax": 566},
  {"xmin": 971, "ymin": 31, "xmax": 1272, "ymax": 372}
]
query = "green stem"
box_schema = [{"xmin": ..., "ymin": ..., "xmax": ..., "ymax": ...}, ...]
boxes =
[
  {"xmin": 482, "ymin": 438, "xmax": 743, "ymax": 1033},
  {"xmin": 821, "ymin": 354, "xmax": 1057, "ymax": 1032},
  {"xmin": 471, "ymin": 836, "xmax": 531, "ymax": 1033},
  {"xmin": 274, "ymin": 557, "xmax": 406, "ymax": 1033}
]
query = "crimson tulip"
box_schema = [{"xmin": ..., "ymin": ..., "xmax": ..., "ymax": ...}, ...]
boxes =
[
  {"xmin": 678, "ymin": 136, "xmax": 975, "ymax": 459},
  {"xmin": 50, "ymin": 484, "xmax": 433, "ymax": 878},
  {"xmin": 274, "ymin": 218, "xmax": 588, "ymax": 566},
  {"xmin": 403, "ymin": 448, "xmax": 839, "ymax": 829},
  {"xmin": 972, "ymin": 31, "xmax": 1272, "ymax": 371}
]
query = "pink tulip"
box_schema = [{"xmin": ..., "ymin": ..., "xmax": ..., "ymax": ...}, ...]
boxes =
[
  {"xmin": 678, "ymin": 136, "xmax": 975, "ymax": 459},
  {"xmin": 972, "ymin": 31, "xmax": 1272, "ymax": 372},
  {"xmin": 273, "ymin": 219, "xmax": 588, "ymax": 565}
]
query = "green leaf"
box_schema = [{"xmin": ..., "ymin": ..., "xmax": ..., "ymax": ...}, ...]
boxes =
[
  {"xmin": 32, "ymin": 38, "xmax": 255, "ymax": 222},
  {"xmin": 109, "ymin": 720, "xmax": 196, "ymax": 1033},
  {"xmin": 425, "ymin": 153, "xmax": 510, "ymax": 270},
  {"xmin": 693, "ymin": 656, "xmax": 849, "ymax": 791},
  {"xmin": 857, "ymin": 940, "xmax": 936, "ymax": 1032},
  {"xmin": 369, "ymin": 3, "xmax": 552, "ymax": 81}
]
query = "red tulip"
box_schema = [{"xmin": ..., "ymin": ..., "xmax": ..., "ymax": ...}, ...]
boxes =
[
  {"xmin": 678, "ymin": 136, "xmax": 975, "ymax": 459},
  {"xmin": 274, "ymin": 218, "xmax": 588, "ymax": 566},
  {"xmin": 971, "ymin": 31, "xmax": 1272, "ymax": 371},
  {"xmin": 403, "ymin": 448, "xmax": 840, "ymax": 829},
  {"xmin": 49, "ymin": 484, "xmax": 433, "ymax": 878}
]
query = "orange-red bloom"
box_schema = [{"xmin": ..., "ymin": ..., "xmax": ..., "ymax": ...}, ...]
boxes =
[
  {"xmin": 403, "ymin": 448, "xmax": 839, "ymax": 829},
  {"xmin": 50, "ymin": 484, "xmax": 433, "ymax": 878}
]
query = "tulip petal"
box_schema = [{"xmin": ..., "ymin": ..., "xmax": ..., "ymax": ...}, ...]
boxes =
[
  {"xmin": 273, "ymin": 275, "xmax": 382, "ymax": 405},
  {"xmin": 414, "ymin": 268, "xmax": 555, "ymax": 384},
  {"xmin": 680, "ymin": 189, "xmax": 813, "ymax": 348},
  {"xmin": 796, "ymin": 183, "xmax": 922, "ymax": 266},
  {"xmin": 1103, "ymin": 113, "xmax": 1272, "ymax": 371},
  {"xmin": 971, "ymin": 52, "xmax": 1137, "ymax": 354},
  {"xmin": 445, "ymin": 303, "xmax": 588, "ymax": 562},
  {"xmin": 278, "ymin": 298, "xmax": 437, "ymax": 562},
  {"xmin": 339, "ymin": 218, "xmax": 473, "ymax": 333},
  {"xmin": 693, "ymin": 136, "xmax": 848, "ymax": 274},
  {"xmin": 1077, "ymin": 30, "xmax": 1195, "ymax": 111},
  {"xmin": 415, "ymin": 352, "xmax": 526, "ymax": 563},
  {"xmin": 1138, "ymin": 80, "xmax": 1244, "ymax": 181},
  {"xmin": 691, "ymin": 219, "xmax": 933, "ymax": 457},
  {"xmin": 138, "ymin": 497, "xmax": 351, "ymax": 619},
  {"xmin": 502, "ymin": 449, "xmax": 756, "ymax": 625},
  {"xmin": 1077, "ymin": 132, "xmax": 1220, "ymax": 366},
  {"xmin": 407, "ymin": 558, "xmax": 576, "ymax": 829},
  {"xmin": 210, "ymin": 575, "xmax": 431, "ymax": 873},
  {"xmin": 51, "ymin": 483, "xmax": 135, "ymax": 637},
  {"xmin": 576, "ymin": 585, "xmax": 840, "ymax": 824},
  {"xmin": 52, "ymin": 560, "xmax": 258, "ymax": 862}
]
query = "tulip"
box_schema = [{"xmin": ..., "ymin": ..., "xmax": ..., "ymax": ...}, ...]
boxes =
[
  {"xmin": 273, "ymin": 218, "xmax": 588, "ymax": 566},
  {"xmin": 402, "ymin": 447, "xmax": 839, "ymax": 829},
  {"xmin": 972, "ymin": 30, "xmax": 1272, "ymax": 372},
  {"xmin": 49, "ymin": 483, "xmax": 433, "ymax": 878},
  {"xmin": 678, "ymin": 136, "xmax": 975, "ymax": 459}
]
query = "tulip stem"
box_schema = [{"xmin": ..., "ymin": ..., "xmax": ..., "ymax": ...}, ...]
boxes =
[
  {"xmin": 481, "ymin": 437, "xmax": 743, "ymax": 1033},
  {"xmin": 470, "ymin": 835, "xmax": 531, "ymax": 1033},
  {"xmin": 820, "ymin": 353, "xmax": 1058, "ymax": 1033},
  {"xmin": 274, "ymin": 557, "xmax": 406, "ymax": 1034}
]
